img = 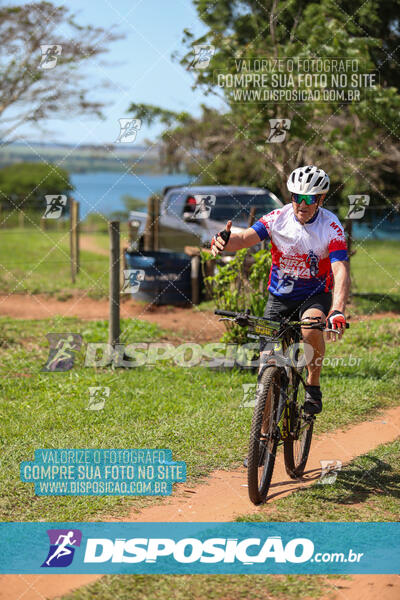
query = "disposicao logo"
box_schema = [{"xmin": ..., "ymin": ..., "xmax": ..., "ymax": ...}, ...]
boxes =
[
  {"xmin": 41, "ymin": 529, "xmax": 82, "ymax": 567},
  {"xmin": 82, "ymin": 536, "xmax": 314, "ymax": 564}
]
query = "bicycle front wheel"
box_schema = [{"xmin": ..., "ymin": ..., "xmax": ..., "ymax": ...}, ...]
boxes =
[
  {"xmin": 284, "ymin": 370, "xmax": 314, "ymax": 479},
  {"xmin": 247, "ymin": 366, "xmax": 283, "ymax": 505}
]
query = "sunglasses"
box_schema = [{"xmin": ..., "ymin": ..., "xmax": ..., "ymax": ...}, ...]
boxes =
[{"xmin": 291, "ymin": 193, "xmax": 320, "ymax": 205}]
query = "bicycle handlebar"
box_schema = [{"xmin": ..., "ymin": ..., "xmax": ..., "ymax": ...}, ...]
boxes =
[
  {"xmin": 215, "ymin": 309, "xmax": 238, "ymax": 317},
  {"xmin": 214, "ymin": 309, "xmax": 349, "ymax": 328}
]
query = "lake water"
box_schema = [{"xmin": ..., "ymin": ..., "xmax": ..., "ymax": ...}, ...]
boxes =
[
  {"xmin": 69, "ymin": 172, "xmax": 400, "ymax": 239},
  {"xmin": 70, "ymin": 172, "xmax": 192, "ymax": 219}
]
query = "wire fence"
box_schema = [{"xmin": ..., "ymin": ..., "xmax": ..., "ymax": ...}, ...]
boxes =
[{"xmin": 0, "ymin": 200, "xmax": 399, "ymax": 305}]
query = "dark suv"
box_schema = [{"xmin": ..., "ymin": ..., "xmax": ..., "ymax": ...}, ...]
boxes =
[{"xmin": 155, "ymin": 184, "xmax": 283, "ymax": 252}]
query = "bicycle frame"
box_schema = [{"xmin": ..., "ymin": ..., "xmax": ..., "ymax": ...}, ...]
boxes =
[
  {"xmin": 216, "ymin": 310, "xmax": 327, "ymax": 437},
  {"xmin": 215, "ymin": 308, "xmax": 349, "ymax": 503}
]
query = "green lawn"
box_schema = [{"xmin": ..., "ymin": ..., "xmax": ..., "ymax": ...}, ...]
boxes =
[
  {"xmin": 238, "ymin": 439, "xmax": 400, "ymax": 522},
  {"xmin": 0, "ymin": 229, "xmax": 399, "ymax": 312},
  {"xmin": 0, "ymin": 229, "xmax": 108, "ymax": 297},
  {"xmin": 0, "ymin": 316, "xmax": 399, "ymax": 522},
  {"xmin": 350, "ymin": 240, "xmax": 400, "ymax": 314},
  {"xmin": 62, "ymin": 573, "xmax": 334, "ymax": 600}
]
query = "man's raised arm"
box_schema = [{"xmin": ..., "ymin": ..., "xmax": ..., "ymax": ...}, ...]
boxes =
[{"xmin": 211, "ymin": 220, "xmax": 262, "ymax": 257}]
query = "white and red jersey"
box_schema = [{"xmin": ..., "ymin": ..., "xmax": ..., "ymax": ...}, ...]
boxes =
[{"xmin": 251, "ymin": 204, "xmax": 348, "ymax": 300}]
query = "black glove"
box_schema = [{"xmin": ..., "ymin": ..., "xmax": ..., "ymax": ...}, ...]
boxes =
[{"xmin": 211, "ymin": 228, "xmax": 231, "ymax": 252}]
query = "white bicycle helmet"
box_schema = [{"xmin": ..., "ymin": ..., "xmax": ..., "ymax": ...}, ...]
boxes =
[{"xmin": 287, "ymin": 165, "xmax": 330, "ymax": 195}]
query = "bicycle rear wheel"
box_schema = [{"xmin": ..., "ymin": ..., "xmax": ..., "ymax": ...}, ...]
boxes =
[
  {"xmin": 247, "ymin": 366, "xmax": 283, "ymax": 505},
  {"xmin": 284, "ymin": 369, "xmax": 314, "ymax": 479}
]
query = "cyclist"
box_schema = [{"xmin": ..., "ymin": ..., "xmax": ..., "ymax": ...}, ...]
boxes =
[{"xmin": 211, "ymin": 165, "xmax": 350, "ymax": 415}]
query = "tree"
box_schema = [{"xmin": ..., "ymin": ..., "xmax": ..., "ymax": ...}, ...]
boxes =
[
  {"xmin": 130, "ymin": 0, "xmax": 400, "ymax": 215},
  {"xmin": 109, "ymin": 194, "xmax": 146, "ymax": 220},
  {"xmin": 0, "ymin": 162, "xmax": 72, "ymax": 212},
  {"xmin": 0, "ymin": 1, "xmax": 122, "ymax": 140}
]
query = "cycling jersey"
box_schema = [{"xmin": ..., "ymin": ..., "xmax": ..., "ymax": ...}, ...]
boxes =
[{"xmin": 251, "ymin": 204, "xmax": 348, "ymax": 301}]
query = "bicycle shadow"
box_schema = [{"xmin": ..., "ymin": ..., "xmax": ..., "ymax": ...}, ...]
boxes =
[
  {"xmin": 266, "ymin": 466, "xmax": 323, "ymax": 501},
  {"xmin": 267, "ymin": 455, "xmax": 400, "ymax": 504}
]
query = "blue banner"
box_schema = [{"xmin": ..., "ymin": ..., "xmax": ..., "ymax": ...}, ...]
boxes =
[
  {"xmin": 20, "ymin": 449, "xmax": 186, "ymax": 496},
  {"xmin": 0, "ymin": 522, "xmax": 399, "ymax": 574}
]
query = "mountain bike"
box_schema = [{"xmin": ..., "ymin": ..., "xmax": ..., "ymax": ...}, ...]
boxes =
[{"xmin": 215, "ymin": 308, "xmax": 349, "ymax": 505}]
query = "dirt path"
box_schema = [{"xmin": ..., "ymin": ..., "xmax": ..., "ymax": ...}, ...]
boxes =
[
  {"xmin": 1, "ymin": 405, "xmax": 399, "ymax": 600},
  {"xmin": 0, "ymin": 292, "xmax": 397, "ymax": 344},
  {"xmin": 0, "ymin": 294, "xmax": 225, "ymax": 341}
]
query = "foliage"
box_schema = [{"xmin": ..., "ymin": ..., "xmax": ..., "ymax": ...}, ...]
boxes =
[
  {"xmin": 0, "ymin": 1, "xmax": 122, "ymax": 139},
  {"xmin": 109, "ymin": 194, "xmax": 147, "ymax": 220},
  {"xmin": 132, "ymin": 0, "xmax": 400, "ymax": 209},
  {"xmin": 202, "ymin": 246, "xmax": 272, "ymax": 342},
  {"xmin": 0, "ymin": 162, "xmax": 73, "ymax": 212}
]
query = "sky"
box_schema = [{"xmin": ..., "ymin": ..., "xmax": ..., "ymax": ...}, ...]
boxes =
[{"xmin": 10, "ymin": 0, "xmax": 222, "ymax": 145}]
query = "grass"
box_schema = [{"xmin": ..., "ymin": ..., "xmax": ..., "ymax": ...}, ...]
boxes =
[
  {"xmin": 200, "ymin": 240, "xmax": 400, "ymax": 315},
  {"xmin": 0, "ymin": 229, "xmax": 399, "ymax": 312},
  {"xmin": 238, "ymin": 439, "xmax": 400, "ymax": 522},
  {"xmin": 62, "ymin": 573, "xmax": 335, "ymax": 600},
  {"xmin": 0, "ymin": 316, "xmax": 399, "ymax": 522},
  {"xmin": 350, "ymin": 240, "xmax": 400, "ymax": 314},
  {"xmin": 0, "ymin": 228, "xmax": 109, "ymax": 297}
]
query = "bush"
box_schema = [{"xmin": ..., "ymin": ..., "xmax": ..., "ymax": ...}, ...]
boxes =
[{"xmin": 202, "ymin": 246, "xmax": 272, "ymax": 343}]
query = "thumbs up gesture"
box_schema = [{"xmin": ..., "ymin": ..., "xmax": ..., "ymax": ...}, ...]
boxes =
[{"xmin": 211, "ymin": 221, "xmax": 232, "ymax": 257}]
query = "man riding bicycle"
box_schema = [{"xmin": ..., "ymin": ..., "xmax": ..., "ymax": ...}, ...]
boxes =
[{"xmin": 211, "ymin": 165, "xmax": 350, "ymax": 416}]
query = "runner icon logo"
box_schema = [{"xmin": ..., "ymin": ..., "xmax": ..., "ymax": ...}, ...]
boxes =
[
  {"xmin": 121, "ymin": 269, "xmax": 145, "ymax": 294},
  {"xmin": 276, "ymin": 269, "xmax": 296, "ymax": 294},
  {"xmin": 43, "ymin": 195, "xmax": 67, "ymax": 219},
  {"xmin": 189, "ymin": 45, "xmax": 215, "ymax": 69},
  {"xmin": 39, "ymin": 45, "xmax": 62, "ymax": 70},
  {"xmin": 41, "ymin": 529, "xmax": 82, "ymax": 568},
  {"xmin": 346, "ymin": 195, "xmax": 370, "ymax": 219},
  {"xmin": 42, "ymin": 333, "xmax": 82, "ymax": 372},
  {"xmin": 267, "ymin": 119, "xmax": 291, "ymax": 143},
  {"xmin": 193, "ymin": 194, "xmax": 216, "ymax": 219},
  {"xmin": 319, "ymin": 460, "xmax": 342, "ymax": 485},
  {"xmin": 115, "ymin": 118, "xmax": 142, "ymax": 143},
  {"xmin": 87, "ymin": 387, "xmax": 110, "ymax": 411}
]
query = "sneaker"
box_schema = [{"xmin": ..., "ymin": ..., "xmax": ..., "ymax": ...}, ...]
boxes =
[{"xmin": 304, "ymin": 385, "xmax": 322, "ymax": 415}]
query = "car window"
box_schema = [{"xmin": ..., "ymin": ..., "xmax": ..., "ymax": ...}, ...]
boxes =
[
  {"xmin": 209, "ymin": 194, "xmax": 280, "ymax": 221},
  {"xmin": 165, "ymin": 192, "xmax": 187, "ymax": 216}
]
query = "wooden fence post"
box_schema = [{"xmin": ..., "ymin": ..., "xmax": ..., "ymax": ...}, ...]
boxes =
[
  {"xmin": 153, "ymin": 195, "xmax": 159, "ymax": 251},
  {"xmin": 248, "ymin": 206, "xmax": 257, "ymax": 226},
  {"xmin": 70, "ymin": 199, "xmax": 77, "ymax": 283},
  {"xmin": 191, "ymin": 254, "xmax": 201, "ymax": 305},
  {"xmin": 144, "ymin": 195, "xmax": 154, "ymax": 251},
  {"xmin": 144, "ymin": 194, "xmax": 160, "ymax": 251},
  {"xmin": 75, "ymin": 200, "xmax": 80, "ymax": 274},
  {"xmin": 69, "ymin": 199, "xmax": 80, "ymax": 282},
  {"xmin": 108, "ymin": 221, "xmax": 120, "ymax": 347}
]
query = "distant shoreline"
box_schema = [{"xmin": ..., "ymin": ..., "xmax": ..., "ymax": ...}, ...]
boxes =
[{"xmin": 0, "ymin": 141, "xmax": 165, "ymax": 174}]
